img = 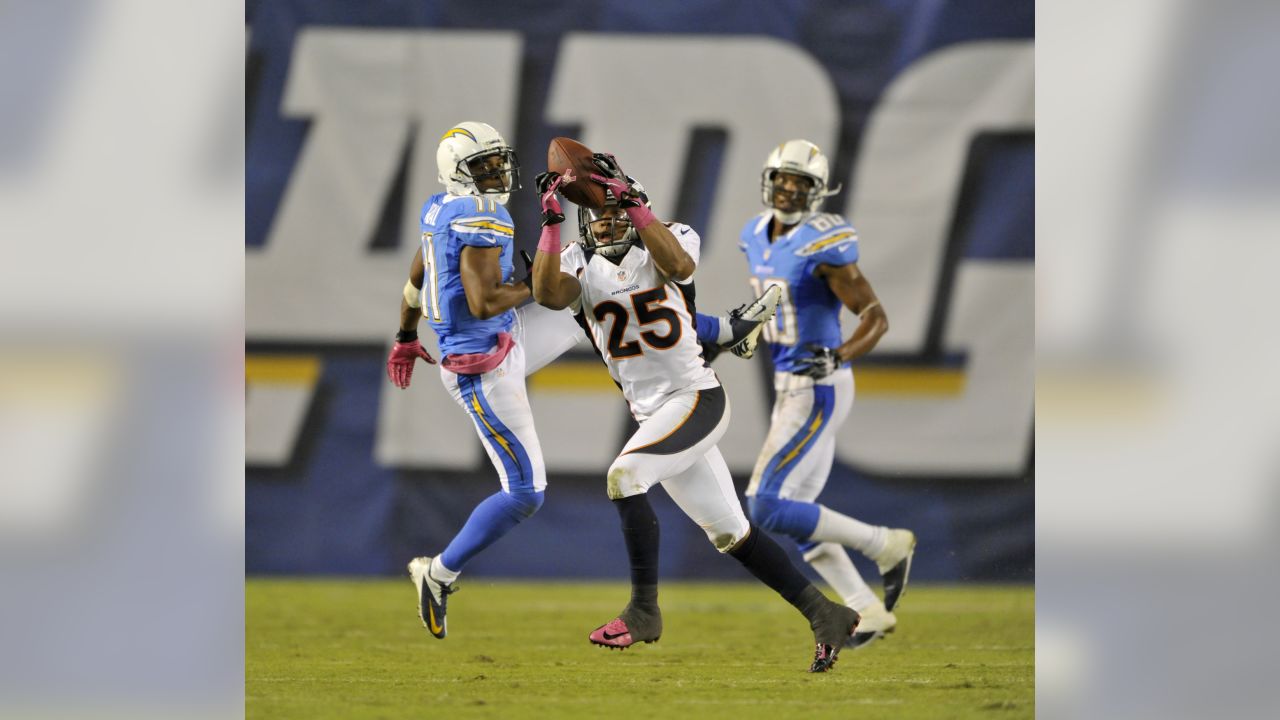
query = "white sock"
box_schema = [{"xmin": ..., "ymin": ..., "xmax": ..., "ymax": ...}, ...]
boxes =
[
  {"xmin": 430, "ymin": 556, "xmax": 460, "ymax": 584},
  {"xmin": 811, "ymin": 505, "xmax": 888, "ymax": 558},
  {"xmin": 804, "ymin": 542, "xmax": 880, "ymax": 612},
  {"xmin": 716, "ymin": 316, "xmax": 734, "ymax": 344}
]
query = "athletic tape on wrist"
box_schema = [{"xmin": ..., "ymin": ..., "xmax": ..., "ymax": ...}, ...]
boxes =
[
  {"xmin": 538, "ymin": 223, "xmax": 561, "ymax": 253},
  {"xmin": 626, "ymin": 205, "xmax": 657, "ymax": 230}
]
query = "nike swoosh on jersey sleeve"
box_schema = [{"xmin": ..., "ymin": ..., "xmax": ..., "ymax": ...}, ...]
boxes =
[{"xmin": 669, "ymin": 222, "xmax": 701, "ymax": 267}]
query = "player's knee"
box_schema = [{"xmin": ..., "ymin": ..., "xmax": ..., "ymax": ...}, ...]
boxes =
[
  {"xmin": 504, "ymin": 489, "xmax": 544, "ymax": 518},
  {"xmin": 797, "ymin": 539, "xmax": 822, "ymax": 558},
  {"xmin": 606, "ymin": 460, "xmax": 647, "ymax": 500},
  {"xmin": 747, "ymin": 495, "xmax": 785, "ymax": 532},
  {"xmin": 706, "ymin": 517, "xmax": 750, "ymax": 553},
  {"xmin": 747, "ymin": 495, "xmax": 819, "ymax": 539}
]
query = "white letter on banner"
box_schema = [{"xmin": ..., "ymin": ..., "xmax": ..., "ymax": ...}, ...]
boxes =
[
  {"xmin": 839, "ymin": 42, "xmax": 1034, "ymax": 475},
  {"xmin": 245, "ymin": 29, "xmax": 522, "ymax": 469}
]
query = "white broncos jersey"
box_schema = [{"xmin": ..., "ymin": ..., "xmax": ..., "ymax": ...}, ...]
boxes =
[{"xmin": 561, "ymin": 223, "xmax": 719, "ymax": 419}]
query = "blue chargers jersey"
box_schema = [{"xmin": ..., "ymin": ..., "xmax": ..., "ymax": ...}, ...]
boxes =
[
  {"xmin": 418, "ymin": 193, "xmax": 517, "ymax": 356},
  {"xmin": 739, "ymin": 211, "xmax": 860, "ymax": 373}
]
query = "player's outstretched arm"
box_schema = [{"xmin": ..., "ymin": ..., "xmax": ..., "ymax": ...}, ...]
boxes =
[
  {"xmin": 817, "ymin": 261, "xmax": 889, "ymax": 362},
  {"xmin": 634, "ymin": 220, "xmax": 694, "ymax": 282},
  {"xmin": 399, "ymin": 246, "xmax": 425, "ymax": 333},
  {"xmin": 530, "ymin": 171, "xmax": 582, "ymax": 310},
  {"xmin": 588, "ymin": 153, "xmax": 694, "ymax": 281},
  {"xmin": 459, "ymin": 245, "xmax": 532, "ymax": 320}
]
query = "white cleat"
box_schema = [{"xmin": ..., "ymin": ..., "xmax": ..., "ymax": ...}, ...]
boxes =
[
  {"xmin": 845, "ymin": 602, "xmax": 897, "ymax": 650},
  {"xmin": 872, "ymin": 529, "xmax": 916, "ymax": 612},
  {"xmin": 725, "ymin": 284, "xmax": 783, "ymax": 359}
]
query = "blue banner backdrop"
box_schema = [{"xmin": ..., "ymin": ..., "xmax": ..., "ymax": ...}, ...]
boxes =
[{"xmin": 246, "ymin": 0, "xmax": 1034, "ymax": 582}]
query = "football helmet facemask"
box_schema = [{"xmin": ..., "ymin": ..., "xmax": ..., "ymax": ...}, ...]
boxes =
[{"xmin": 578, "ymin": 180, "xmax": 649, "ymax": 259}]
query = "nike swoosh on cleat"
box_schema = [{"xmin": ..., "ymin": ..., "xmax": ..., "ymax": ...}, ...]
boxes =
[
  {"xmin": 427, "ymin": 600, "xmax": 444, "ymax": 636},
  {"xmin": 601, "ymin": 630, "xmax": 629, "ymax": 640}
]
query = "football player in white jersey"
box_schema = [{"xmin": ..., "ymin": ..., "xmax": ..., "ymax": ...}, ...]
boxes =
[
  {"xmin": 529, "ymin": 154, "xmax": 859, "ymax": 673},
  {"xmin": 738, "ymin": 140, "xmax": 917, "ymax": 649},
  {"xmin": 389, "ymin": 123, "xmax": 778, "ymax": 643}
]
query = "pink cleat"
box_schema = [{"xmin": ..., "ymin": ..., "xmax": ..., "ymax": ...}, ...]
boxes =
[{"xmin": 589, "ymin": 614, "xmax": 661, "ymax": 650}]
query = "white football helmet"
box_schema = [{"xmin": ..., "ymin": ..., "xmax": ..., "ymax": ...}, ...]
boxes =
[
  {"xmin": 760, "ymin": 140, "xmax": 842, "ymax": 225},
  {"xmin": 436, "ymin": 121, "xmax": 521, "ymax": 204}
]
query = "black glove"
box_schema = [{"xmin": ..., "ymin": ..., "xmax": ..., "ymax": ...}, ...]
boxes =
[
  {"xmin": 517, "ymin": 250, "xmax": 535, "ymax": 290},
  {"xmin": 534, "ymin": 171, "xmax": 566, "ymax": 227},
  {"xmin": 793, "ymin": 343, "xmax": 840, "ymax": 379},
  {"xmin": 589, "ymin": 153, "xmax": 643, "ymax": 208}
]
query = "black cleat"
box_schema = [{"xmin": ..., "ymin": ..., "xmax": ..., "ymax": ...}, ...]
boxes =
[
  {"xmin": 810, "ymin": 642, "xmax": 841, "ymax": 673},
  {"xmin": 723, "ymin": 285, "xmax": 782, "ymax": 359},
  {"xmin": 408, "ymin": 556, "xmax": 456, "ymax": 639},
  {"xmin": 874, "ymin": 529, "xmax": 916, "ymax": 612},
  {"xmin": 844, "ymin": 603, "xmax": 897, "ymax": 649},
  {"xmin": 808, "ymin": 602, "xmax": 859, "ymax": 673}
]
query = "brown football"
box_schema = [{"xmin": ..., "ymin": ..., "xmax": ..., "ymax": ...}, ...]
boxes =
[{"xmin": 547, "ymin": 136, "xmax": 606, "ymax": 210}]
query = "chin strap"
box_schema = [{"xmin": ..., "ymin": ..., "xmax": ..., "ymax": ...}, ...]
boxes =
[{"xmin": 772, "ymin": 208, "xmax": 805, "ymax": 226}]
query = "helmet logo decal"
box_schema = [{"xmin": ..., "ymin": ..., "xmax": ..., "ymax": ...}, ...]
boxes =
[{"xmin": 440, "ymin": 127, "xmax": 477, "ymax": 143}]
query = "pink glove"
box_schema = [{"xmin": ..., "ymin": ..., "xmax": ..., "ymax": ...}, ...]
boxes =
[
  {"xmin": 387, "ymin": 339, "xmax": 436, "ymax": 389},
  {"xmin": 536, "ymin": 169, "xmax": 573, "ymax": 227},
  {"xmin": 589, "ymin": 172, "xmax": 630, "ymax": 201},
  {"xmin": 589, "ymin": 172, "xmax": 657, "ymax": 229}
]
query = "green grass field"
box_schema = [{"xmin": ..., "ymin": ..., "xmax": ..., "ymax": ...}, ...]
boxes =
[{"xmin": 247, "ymin": 579, "xmax": 1033, "ymax": 719}]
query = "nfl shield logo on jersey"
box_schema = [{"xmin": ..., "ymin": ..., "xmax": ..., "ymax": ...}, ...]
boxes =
[{"xmin": 617, "ymin": 270, "xmax": 627, "ymax": 281}]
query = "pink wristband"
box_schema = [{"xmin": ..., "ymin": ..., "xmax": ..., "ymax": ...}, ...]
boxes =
[
  {"xmin": 538, "ymin": 223, "xmax": 561, "ymax": 253},
  {"xmin": 626, "ymin": 204, "xmax": 657, "ymax": 230}
]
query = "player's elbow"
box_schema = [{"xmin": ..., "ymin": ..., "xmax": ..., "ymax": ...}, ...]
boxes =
[
  {"xmin": 532, "ymin": 284, "xmax": 564, "ymax": 310},
  {"xmin": 467, "ymin": 296, "xmax": 497, "ymax": 320},
  {"xmin": 874, "ymin": 311, "xmax": 889, "ymax": 337},
  {"xmin": 862, "ymin": 305, "xmax": 889, "ymax": 338},
  {"xmin": 667, "ymin": 256, "xmax": 696, "ymax": 282}
]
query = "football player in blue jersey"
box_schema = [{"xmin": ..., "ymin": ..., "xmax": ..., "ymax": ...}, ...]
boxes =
[
  {"xmin": 738, "ymin": 140, "xmax": 917, "ymax": 649},
  {"xmin": 387, "ymin": 122, "xmax": 776, "ymax": 641}
]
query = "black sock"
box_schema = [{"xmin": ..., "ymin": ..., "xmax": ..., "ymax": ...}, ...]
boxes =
[
  {"xmin": 729, "ymin": 524, "xmax": 826, "ymax": 619},
  {"xmin": 613, "ymin": 494, "xmax": 660, "ymax": 610}
]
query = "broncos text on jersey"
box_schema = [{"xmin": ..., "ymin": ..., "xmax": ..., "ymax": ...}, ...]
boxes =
[{"xmin": 561, "ymin": 223, "xmax": 718, "ymax": 419}]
